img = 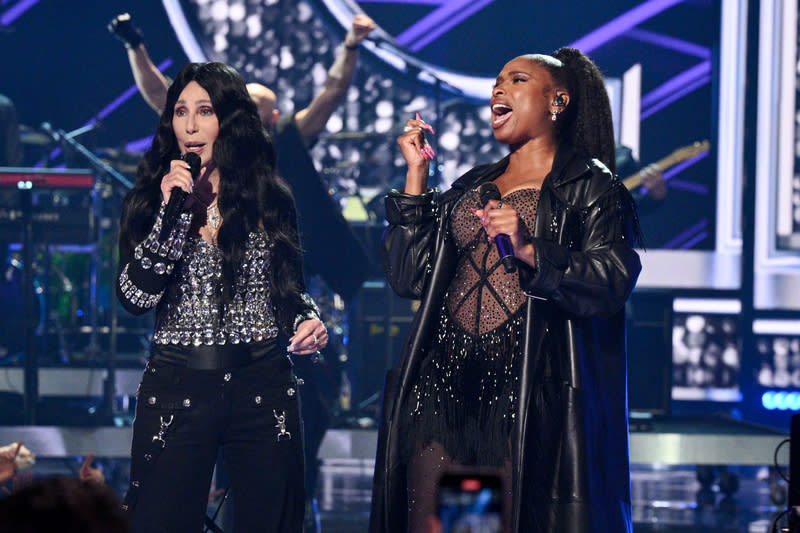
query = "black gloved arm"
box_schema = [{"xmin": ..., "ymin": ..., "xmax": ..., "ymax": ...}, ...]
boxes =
[
  {"xmin": 108, "ymin": 13, "xmax": 169, "ymax": 113},
  {"xmin": 108, "ymin": 13, "xmax": 144, "ymax": 49}
]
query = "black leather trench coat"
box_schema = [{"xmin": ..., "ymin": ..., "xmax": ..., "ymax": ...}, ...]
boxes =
[{"xmin": 369, "ymin": 145, "xmax": 642, "ymax": 533}]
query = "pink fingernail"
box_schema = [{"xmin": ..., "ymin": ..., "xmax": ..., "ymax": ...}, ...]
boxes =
[{"xmin": 416, "ymin": 112, "xmax": 421, "ymax": 121}]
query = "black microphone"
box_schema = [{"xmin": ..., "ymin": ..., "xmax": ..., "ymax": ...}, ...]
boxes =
[
  {"xmin": 160, "ymin": 152, "xmax": 201, "ymax": 241},
  {"xmin": 478, "ymin": 182, "xmax": 516, "ymax": 273}
]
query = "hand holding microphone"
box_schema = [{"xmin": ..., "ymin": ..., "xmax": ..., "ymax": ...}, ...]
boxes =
[
  {"xmin": 478, "ymin": 182, "xmax": 517, "ymax": 273},
  {"xmin": 159, "ymin": 152, "xmax": 201, "ymax": 241}
]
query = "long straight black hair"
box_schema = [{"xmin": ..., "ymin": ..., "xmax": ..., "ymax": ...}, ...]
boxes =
[{"xmin": 119, "ymin": 62, "xmax": 304, "ymax": 332}]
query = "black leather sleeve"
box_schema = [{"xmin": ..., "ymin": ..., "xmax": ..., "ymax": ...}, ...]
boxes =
[
  {"xmin": 519, "ymin": 180, "xmax": 641, "ymax": 318},
  {"xmin": 381, "ymin": 189, "xmax": 438, "ymax": 299}
]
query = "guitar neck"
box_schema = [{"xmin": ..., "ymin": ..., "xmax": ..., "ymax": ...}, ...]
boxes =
[
  {"xmin": 621, "ymin": 141, "xmax": 710, "ymax": 191},
  {"xmin": 622, "ymin": 152, "xmax": 675, "ymax": 190}
]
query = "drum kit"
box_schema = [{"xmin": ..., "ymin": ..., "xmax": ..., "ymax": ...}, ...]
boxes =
[
  {"xmin": 0, "ymin": 125, "xmax": 147, "ymax": 365},
  {"xmin": 1, "ymin": 243, "xmax": 98, "ymax": 363}
]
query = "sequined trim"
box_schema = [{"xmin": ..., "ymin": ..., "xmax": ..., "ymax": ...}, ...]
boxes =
[
  {"xmin": 152, "ymin": 231, "xmax": 281, "ymax": 346},
  {"xmin": 118, "ymin": 263, "xmax": 164, "ymax": 309},
  {"xmin": 400, "ymin": 307, "xmax": 524, "ymax": 466},
  {"xmin": 398, "ymin": 187, "xmax": 539, "ymax": 466},
  {"xmin": 447, "ymin": 187, "xmax": 539, "ymax": 335},
  {"xmin": 293, "ymin": 292, "xmax": 321, "ymax": 332},
  {"xmin": 136, "ymin": 202, "xmax": 193, "ymax": 262}
]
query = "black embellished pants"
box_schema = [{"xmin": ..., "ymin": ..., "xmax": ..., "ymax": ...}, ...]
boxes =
[{"xmin": 125, "ymin": 354, "xmax": 305, "ymax": 533}]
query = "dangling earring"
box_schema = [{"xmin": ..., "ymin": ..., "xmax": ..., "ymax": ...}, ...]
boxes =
[{"xmin": 551, "ymin": 110, "xmax": 558, "ymax": 122}]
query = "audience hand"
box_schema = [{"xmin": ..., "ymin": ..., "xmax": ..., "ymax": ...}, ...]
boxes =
[
  {"xmin": 79, "ymin": 453, "xmax": 106, "ymax": 485},
  {"xmin": 0, "ymin": 441, "xmax": 35, "ymax": 485}
]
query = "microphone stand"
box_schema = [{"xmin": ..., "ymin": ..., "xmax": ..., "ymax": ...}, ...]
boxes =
[
  {"xmin": 49, "ymin": 124, "xmax": 133, "ymax": 425},
  {"xmin": 18, "ymin": 181, "xmax": 37, "ymax": 424},
  {"xmin": 372, "ymin": 37, "xmax": 466, "ymax": 188}
]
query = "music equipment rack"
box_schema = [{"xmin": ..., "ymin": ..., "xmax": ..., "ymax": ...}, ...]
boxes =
[
  {"xmin": 0, "ymin": 167, "xmax": 95, "ymax": 244},
  {"xmin": 1, "ymin": 167, "xmax": 96, "ymax": 424}
]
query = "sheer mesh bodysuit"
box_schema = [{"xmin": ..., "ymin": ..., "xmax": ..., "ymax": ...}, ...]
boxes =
[{"xmin": 400, "ymin": 185, "xmax": 540, "ymax": 533}]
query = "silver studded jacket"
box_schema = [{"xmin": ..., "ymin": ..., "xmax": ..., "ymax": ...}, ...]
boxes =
[{"xmin": 117, "ymin": 202, "xmax": 319, "ymax": 345}]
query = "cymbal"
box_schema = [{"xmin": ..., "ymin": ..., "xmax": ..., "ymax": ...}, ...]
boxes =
[
  {"xmin": 96, "ymin": 147, "xmax": 144, "ymax": 160},
  {"xmin": 103, "ymin": 161, "xmax": 139, "ymax": 174},
  {"xmin": 18, "ymin": 126, "xmax": 51, "ymax": 146},
  {"xmin": 327, "ymin": 131, "xmax": 388, "ymax": 140}
]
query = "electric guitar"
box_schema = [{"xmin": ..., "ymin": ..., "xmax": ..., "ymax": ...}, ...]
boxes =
[{"xmin": 623, "ymin": 140, "xmax": 711, "ymax": 190}]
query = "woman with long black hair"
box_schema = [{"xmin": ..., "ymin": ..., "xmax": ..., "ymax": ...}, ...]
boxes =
[{"xmin": 117, "ymin": 62, "xmax": 327, "ymax": 533}]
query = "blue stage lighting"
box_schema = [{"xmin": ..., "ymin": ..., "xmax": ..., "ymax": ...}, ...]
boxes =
[{"xmin": 762, "ymin": 391, "xmax": 800, "ymax": 410}]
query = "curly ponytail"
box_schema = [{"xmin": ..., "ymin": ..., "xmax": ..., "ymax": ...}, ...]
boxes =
[{"xmin": 541, "ymin": 47, "xmax": 616, "ymax": 174}]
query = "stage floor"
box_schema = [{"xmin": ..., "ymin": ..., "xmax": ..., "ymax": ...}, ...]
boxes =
[{"xmin": 0, "ymin": 420, "xmax": 790, "ymax": 532}]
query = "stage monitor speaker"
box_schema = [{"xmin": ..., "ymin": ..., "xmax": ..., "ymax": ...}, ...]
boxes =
[
  {"xmin": 349, "ymin": 279, "xmax": 417, "ymax": 409},
  {"xmin": 790, "ymin": 413, "xmax": 800, "ymax": 507},
  {"xmin": 0, "ymin": 392, "xmax": 24, "ymax": 425},
  {"xmin": 627, "ymin": 290, "xmax": 673, "ymax": 417}
]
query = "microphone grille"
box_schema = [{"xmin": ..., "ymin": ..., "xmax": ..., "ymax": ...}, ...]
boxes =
[
  {"xmin": 479, "ymin": 182, "xmax": 501, "ymax": 204},
  {"xmin": 180, "ymin": 152, "xmax": 202, "ymax": 179}
]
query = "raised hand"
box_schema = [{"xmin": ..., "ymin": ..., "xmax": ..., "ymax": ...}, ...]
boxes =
[
  {"xmin": 397, "ymin": 113, "xmax": 436, "ymax": 194},
  {"xmin": 108, "ymin": 13, "xmax": 144, "ymax": 49},
  {"xmin": 345, "ymin": 14, "xmax": 377, "ymax": 48},
  {"xmin": 79, "ymin": 453, "xmax": 106, "ymax": 485}
]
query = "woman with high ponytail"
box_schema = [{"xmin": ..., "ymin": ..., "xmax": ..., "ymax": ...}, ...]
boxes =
[
  {"xmin": 372, "ymin": 48, "xmax": 641, "ymax": 532},
  {"xmin": 116, "ymin": 62, "xmax": 328, "ymax": 533},
  {"xmin": 549, "ymin": 47, "xmax": 618, "ymax": 173}
]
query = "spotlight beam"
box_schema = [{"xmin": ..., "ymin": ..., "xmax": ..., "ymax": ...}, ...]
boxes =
[
  {"xmin": 569, "ymin": 0, "xmax": 686, "ymax": 53},
  {"xmin": 394, "ymin": 0, "xmax": 496, "ymax": 52},
  {"xmin": 625, "ymin": 28, "xmax": 711, "ymax": 59},
  {"xmin": 0, "ymin": 0, "xmax": 40, "ymax": 26}
]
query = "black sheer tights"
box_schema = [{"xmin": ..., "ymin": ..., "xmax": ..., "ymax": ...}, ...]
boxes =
[
  {"xmin": 406, "ymin": 441, "xmax": 456, "ymax": 533},
  {"xmin": 405, "ymin": 441, "xmax": 513, "ymax": 533}
]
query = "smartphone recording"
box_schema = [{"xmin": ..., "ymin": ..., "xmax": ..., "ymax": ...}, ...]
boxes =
[{"xmin": 436, "ymin": 470, "xmax": 506, "ymax": 533}]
